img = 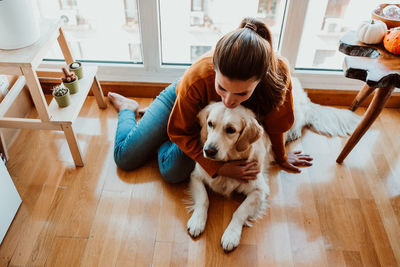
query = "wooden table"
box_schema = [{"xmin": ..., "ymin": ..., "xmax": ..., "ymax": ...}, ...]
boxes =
[
  {"xmin": 0, "ymin": 19, "xmax": 107, "ymax": 166},
  {"xmin": 336, "ymin": 30, "xmax": 400, "ymax": 163}
]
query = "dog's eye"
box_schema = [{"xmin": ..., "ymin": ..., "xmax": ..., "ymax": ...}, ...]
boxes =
[
  {"xmin": 225, "ymin": 127, "xmax": 236, "ymax": 134},
  {"xmin": 208, "ymin": 121, "xmax": 213, "ymax": 128}
]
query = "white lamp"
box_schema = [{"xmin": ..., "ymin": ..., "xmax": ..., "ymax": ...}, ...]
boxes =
[{"xmin": 0, "ymin": 0, "xmax": 40, "ymax": 50}]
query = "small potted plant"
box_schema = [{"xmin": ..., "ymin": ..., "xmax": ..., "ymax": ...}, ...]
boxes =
[
  {"xmin": 68, "ymin": 61, "xmax": 83, "ymax": 79},
  {"xmin": 52, "ymin": 84, "xmax": 70, "ymax": 108},
  {"xmin": 61, "ymin": 67, "xmax": 79, "ymax": 94}
]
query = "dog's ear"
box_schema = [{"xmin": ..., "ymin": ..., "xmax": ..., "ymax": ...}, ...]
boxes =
[
  {"xmin": 197, "ymin": 105, "xmax": 212, "ymax": 145},
  {"xmin": 236, "ymin": 117, "xmax": 263, "ymax": 152},
  {"xmin": 197, "ymin": 104, "xmax": 211, "ymax": 128}
]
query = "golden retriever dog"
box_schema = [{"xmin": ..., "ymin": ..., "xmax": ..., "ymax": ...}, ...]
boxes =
[
  {"xmin": 187, "ymin": 102, "xmax": 271, "ymax": 252},
  {"xmin": 187, "ymin": 78, "xmax": 360, "ymax": 252}
]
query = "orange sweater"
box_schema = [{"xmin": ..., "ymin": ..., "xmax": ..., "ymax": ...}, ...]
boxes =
[{"xmin": 167, "ymin": 54, "xmax": 294, "ymax": 177}]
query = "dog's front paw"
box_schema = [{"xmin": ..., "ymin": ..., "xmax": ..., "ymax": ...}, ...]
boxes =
[
  {"xmin": 187, "ymin": 210, "xmax": 207, "ymax": 238},
  {"xmin": 221, "ymin": 225, "xmax": 242, "ymax": 252}
]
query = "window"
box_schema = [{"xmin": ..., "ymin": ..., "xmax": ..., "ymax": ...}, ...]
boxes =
[
  {"xmin": 295, "ymin": 0, "xmax": 382, "ymax": 70},
  {"xmin": 60, "ymin": 0, "xmax": 78, "ymax": 9},
  {"xmin": 128, "ymin": 43, "xmax": 142, "ymax": 62},
  {"xmin": 36, "ymin": 0, "xmax": 142, "ymax": 63},
  {"xmin": 35, "ymin": 0, "xmax": 384, "ymax": 89},
  {"xmin": 190, "ymin": 0, "xmax": 205, "ymax": 26},
  {"xmin": 159, "ymin": 0, "xmax": 286, "ymax": 64},
  {"xmin": 257, "ymin": 0, "xmax": 279, "ymax": 21},
  {"xmin": 191, "ymin": 45, "xmax": 212, "ymax": 62},
  {"xmin": 124, "ymin": 0, "xmax": 139, "ymax": 25}
]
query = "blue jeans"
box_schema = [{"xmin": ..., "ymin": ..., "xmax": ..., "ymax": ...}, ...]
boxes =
[{"xmin": 113, "ymin": 80, "xmax": 195, "ymax": 183}]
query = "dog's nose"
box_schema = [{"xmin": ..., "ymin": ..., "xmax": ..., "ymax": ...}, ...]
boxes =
[{"xmin": 204, "ymin": 146, "xmax": 218, "ymax": 158}]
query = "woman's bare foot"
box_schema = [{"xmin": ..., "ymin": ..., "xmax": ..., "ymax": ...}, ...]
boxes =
[{"xmin": 108, "ymin": 92, "xmax": 139, "ymax": 113}]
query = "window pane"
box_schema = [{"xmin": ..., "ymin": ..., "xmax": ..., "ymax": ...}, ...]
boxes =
[
  {"xmin": 159, "ymin": 0, "xmax": 286, "ymax": 64},
  {"xmin": 295, "ymin": 0, "xmax": 382, "ymax": 70},
  {"xmin": 36, "ymin": 0, "xmax": 142, "ymax": 63}
]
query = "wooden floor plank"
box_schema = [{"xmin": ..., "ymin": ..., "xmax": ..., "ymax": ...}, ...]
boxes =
[
  {"xmin": 0, "ymin": 167, "xmax": 62, "ymax": 266},
  {"xmin": 80, "ymin": 191, "xmax": 131, "ymax": 267},
  {"xmin": 223, "ymin": 244, "xmax": 257, "ymax": 266},
  {"xmin": 325, "ymin": 250, "xmax": 346, "ymax": 267},
  {"xmin": 343, "ymin": 251, "xmax": 363, "ymax": 267},
  {"xmin": 54, "ymin": 142, "xmax": 109, "ymax": 238},
  {"xmin": 24, "ymin": 186, "xmax": 70, "ymax": 266},
  {"xmin": 280, "ymin": 168, "xmax": 329, "ymax": 267},
  {"xmin": 9, "ymin": 184, "xmax": 63, "ymax": 266},
  {"xmin": 153, "ymin": 241, "xmax": 173, "ymax": 267},
  {"xmin": 44, "ymin": 237, "xmax": 87, "ymax": 267},
  {"xmin": 170, "ymin": 242, "xmax": 189, "ymax": 267},
  {"xmin": 346, "ymin": 199, "xmax": 380, "ymax": 267},
  {"xmin": 187, "ymin": 236, "xmax": 207, "ymax": 267},
  {"xmin": 361, "ymin": 199, "xmax": 398, "ymax": 267},
  {"xmin": 256, "ymin": 168, "xmax": 294, "ymax": 267},
  {"xmin": 115, "ymin": 165, "xmax": 163, "ymax": 267},
  {"xmin": 155, "ymin": 182, "xmax": 191, "ymax": 244}
]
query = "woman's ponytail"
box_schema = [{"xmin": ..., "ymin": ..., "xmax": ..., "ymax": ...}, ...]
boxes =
[{"xmin": 239, "ymin": 17, "xmax": 273, "ymax": 49}]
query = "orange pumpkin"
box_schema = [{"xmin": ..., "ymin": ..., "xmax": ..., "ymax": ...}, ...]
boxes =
[{"xmin": 384, "ymin": 27, "xmax": 400, "ymax": 55}]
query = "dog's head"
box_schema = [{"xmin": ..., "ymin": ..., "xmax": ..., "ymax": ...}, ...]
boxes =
[{"xmin": 197, "ymin": 102, "xmax": 263, "ymax": 161}]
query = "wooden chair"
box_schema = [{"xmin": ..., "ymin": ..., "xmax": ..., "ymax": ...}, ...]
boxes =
[
  {"xmin": 0, "ymin": 19, "xmax": 107, "ymax": 166},
  {"xmin": 336, "ymin": 30, "xmax": 400, "ymax": 163}
]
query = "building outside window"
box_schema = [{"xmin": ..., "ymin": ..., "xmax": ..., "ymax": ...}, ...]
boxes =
[
  {"xmin": 123, "ymin": 0, "xmax": 139, "ymax": 26},
  {"xmin": 60, "ymin": 0, "xmax": 78, "ymax": 8},
  {"xmin": 160, "ymin": 0, "xmax": 286, "ymax": 64},
  {"xmin": 257, "ymin": 0, "xmax": 279, "ymax": 22},
  {"xmin": 36, "ymin": 0, "xmax": 142, "ymax": 62},
  {"xmin": 190, "ymin": 45, "xmax": 212, "ymax": 62},
  {"xmin": 295, "ymin": 0, "xmax": 381, "ymax": 70}
]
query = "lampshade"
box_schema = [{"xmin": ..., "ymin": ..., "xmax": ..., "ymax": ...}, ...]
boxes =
[{"xmin": 0, "ymin": 0, "xmax": 40, "ymax": 50}]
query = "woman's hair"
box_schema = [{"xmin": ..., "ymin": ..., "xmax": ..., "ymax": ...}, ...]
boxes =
[{"xmin": 213, "ymin": 17, "xmax": 289, "ymax": 117}]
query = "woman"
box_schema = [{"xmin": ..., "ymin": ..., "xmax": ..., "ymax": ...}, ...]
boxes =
[{"xmin": 108, "ymin": 17, "xmax": 312, "ymax": 183}]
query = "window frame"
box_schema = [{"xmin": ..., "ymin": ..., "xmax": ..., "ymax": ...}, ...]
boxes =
[
  {"xmin": 191, "ymin": 0, "xmax": 204, "ymax": 12},
  {"xmin": 40, "ymin": 0, "xmax": 365, "ymax": 90}
]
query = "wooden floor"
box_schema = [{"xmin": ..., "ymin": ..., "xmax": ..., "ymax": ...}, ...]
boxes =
[{"xmin": 1, "ymin": 96, "xmax": 400, "ymax": 267}]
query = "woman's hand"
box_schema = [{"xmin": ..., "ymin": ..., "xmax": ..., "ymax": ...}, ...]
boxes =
[
  {"xmin": 279, "ymin": 151, "xmax": 313, "ymax": 173},
  {"xmin": 217, "ymin": 160, "xmax": 260, "ymax": 183}
]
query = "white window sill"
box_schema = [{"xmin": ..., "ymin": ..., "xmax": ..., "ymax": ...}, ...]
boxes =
[{"xmin": 40, "ymin": 61, "xmax": 371, "ymax": 91}]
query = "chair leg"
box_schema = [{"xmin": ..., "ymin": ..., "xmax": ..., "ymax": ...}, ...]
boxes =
[
  {"xmin": 350, "ymin": 84, "xmax": 376, "ymax": 111},
  {"xmin": 62, "ymin": 123, "xmax": 84, "ymax": 167},
  {"xmin": 57, "ymin": 27, "xmax": 74, "ymax": 65},
  {"xmin": 22, "ymin": 67, "xmax": 51, "ymax": 122},
  {"xmin": 337, "ymin": 86, "xmax": 395, "ymax": 163},
  {"xmin": 0, "ymin": 131, "xmax": 8, "ymax": 162},
  {"xmin": 91, "ymin": 76, "xmax": 107, "ymax": 109}
]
